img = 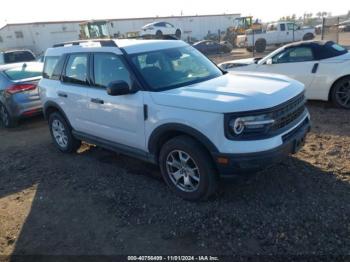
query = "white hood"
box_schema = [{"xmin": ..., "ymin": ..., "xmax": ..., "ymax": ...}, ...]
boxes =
[{"xmin": 150, "ymin": 72, "xmax": 304, "ymax": 113}]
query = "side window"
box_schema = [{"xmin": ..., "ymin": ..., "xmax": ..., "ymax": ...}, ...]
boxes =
[
  {"xmin": 280, "ymin": 24, "xmax": 286, "ymax": 31},
  {"xmin": 287, "ymin": 23, "xmax": 294, "ymax": 31},
  {"xmin": 272, "ymin": 47, "xmax": 314, "ymax": 64},
  {"xmin": 43, "ymin": 56, "xmax": 59, "ymax": 79},
  {"xmin": 267, "ymin": 24, "xmax": 277, "ymax": 31},
  {"xmin": 63, "ymin": 54, "xmax": 88, "ymax": 85},
  {"xmin": 93, "ymin": 53, "xmax": 131, "ymax": 88}
]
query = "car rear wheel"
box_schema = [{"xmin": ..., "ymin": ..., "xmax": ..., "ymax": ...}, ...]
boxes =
[
  {"xmin": 0, "ymin": 103, "xmax": 17, "ymax": 128},
  {"xmin": 175, "ymin": 29, "xmax": 181, "ymax": 39},
  {"xmin": 331, "ymin": 76, "xmax": 350, "ymax": 109},
  {"xmin": 159, "ymin": 136, "xmax": 218, "ymax": 201},
  {"xmin": 303, "ymin": 33, "xmax": 314, "ymax": 41},
  {"xmin": 156, "ymin": 30, "xmax": 163, "ymax": 39},
  {"xmin": 255, "ymin": 39, "xmax": 266, "ymax": 53},
  {"xmin": 49, "ymin": 112, "xmax": 81, "ymax": 153}
]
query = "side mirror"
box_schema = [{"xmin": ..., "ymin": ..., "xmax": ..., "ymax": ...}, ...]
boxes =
[
  {"xmin": 266, "ymin": 58, "xmax": 273, "ymax": 65},
  {"xmin": 107, "ymin": 81, "xmax": 130, "ymax": 96}
]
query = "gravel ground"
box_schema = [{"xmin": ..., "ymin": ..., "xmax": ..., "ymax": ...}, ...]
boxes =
[{"xmin": 0, "ymin": 101, "xmax": 349, "ymax": 258}]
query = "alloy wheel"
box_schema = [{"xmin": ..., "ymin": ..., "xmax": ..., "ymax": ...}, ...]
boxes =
[
  {"xmin": 52, "ymin": 119, "xmax": 68, "ymax": 148},
  {"xmin": 0, "ymin": 105, "xmax": 9, "ymax": 126},
  {"xmin": 335, "ymin": 80, "xmax": 350, "ymax": 108},
  {"xmin": 166, "ymin": 150, "xmax": 200, "ymax": 192}
]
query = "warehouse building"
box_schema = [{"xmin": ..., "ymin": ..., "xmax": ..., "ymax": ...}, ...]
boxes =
[{"xmin": 0, "ymin": 13, "xmax": 240, "ymax": 55}]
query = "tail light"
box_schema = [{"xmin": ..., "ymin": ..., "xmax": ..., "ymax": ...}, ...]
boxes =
[{"xmin": 6, "ymin": 84, "xmax": 36, "ymax": 95}]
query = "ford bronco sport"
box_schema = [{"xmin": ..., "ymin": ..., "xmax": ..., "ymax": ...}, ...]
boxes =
[{"xmin": 39, "ymin": 39, "xmax": 310, "ymax": 200}]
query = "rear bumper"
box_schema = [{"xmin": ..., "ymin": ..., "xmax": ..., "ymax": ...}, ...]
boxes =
[
  {"xmin": 213, "ymin": 117, "xmax": 311, "ymax": 177},
  {"xmin": 5, "ymin": 95, "xmax": 42, "ymax": 119}
]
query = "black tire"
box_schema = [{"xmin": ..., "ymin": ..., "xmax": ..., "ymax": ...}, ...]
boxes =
[
  {"xmin": 159, "ymin": 135, "xmax": 218, "ymax": 201},
  {"xmin": 303, "ymin": 33, "xmax": 314, "ymax": 41},
  {"xmin": 175, "ymin": 29, "xmax": 181, "ymax": 39},
  {"xmin": 0, "ymin": 103, "xmax": 17, "ymax": 128},
  {"xmin": 331, "ymin": 76, "xmax": 350, "ymax": 109},
  {"xmin": 255, "ymin": 39, "xmax": 266, "ymax": 53},
  {"xmin": 48, "ymin": 112, "xmax": 81, "ymax": 153},
  {"xmin": 156, "ymin": 30, "xmax": 163, "ymax": 39}
]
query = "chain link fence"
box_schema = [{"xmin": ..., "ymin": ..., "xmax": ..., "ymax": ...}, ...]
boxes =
[{"xmin": 321, "ymin": 16, "xmax": 350, "ymax": 48}]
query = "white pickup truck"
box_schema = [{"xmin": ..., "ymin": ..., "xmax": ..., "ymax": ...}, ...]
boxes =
[{"xmin": 238, "ymin": 22, "xmax": 315, "ymax": 53}]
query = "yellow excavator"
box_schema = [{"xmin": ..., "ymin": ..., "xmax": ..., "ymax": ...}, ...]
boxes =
[
  {"xmin": 224, "ymin": 16, "xmax": 262, "ymax": 46},
  {"xmin": 79, "ymin": 20, "xmax": 111, "ymax": 40}
]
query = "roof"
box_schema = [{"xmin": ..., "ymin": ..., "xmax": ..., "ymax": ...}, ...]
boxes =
[
  {"xmin": 282, "ymin": 40, "xmax": 331, "ymax": 49},
  {"xmin": 276, "ymin": 40, "xmax": 348, "ymax": 60},
  {"xmin": 46, "ymin": 39, "xmax": 189, "ymax": 56},
  {"xmin": 1, "ymin": 49, "xmax": 34, "ymax": 54},
  {"xmin": 0, "ymin": 13, "xmax": 240, "ymax": 31}
]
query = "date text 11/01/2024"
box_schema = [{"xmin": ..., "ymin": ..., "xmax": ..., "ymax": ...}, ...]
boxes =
[{"xmin": 127, "ymin": 256, "xmax": 220, "ymax": 261}]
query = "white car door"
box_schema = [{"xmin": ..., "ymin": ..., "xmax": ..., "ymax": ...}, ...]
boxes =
[
  {"xmin": 57, "ymin": 53, "xmax": 91, "ymax": 133},
  {"xmin": 278, "ymin": 23, "xmax": 292, "ymax": 43},
  {"xmin": 165, "ymin": 23, "xmax": 175, "ymax": 35},
  {"xmin": 254, "ymin": 46, "xmax": 318, "ymax": 97},
  {"xmin": 86, "ymin": 52, "xmax": 146, "ymax": 151}
]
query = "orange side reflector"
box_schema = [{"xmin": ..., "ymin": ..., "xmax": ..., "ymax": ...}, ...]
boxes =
[{"xmin": 217, "ymin": 157, "xmax": 229, "ymax": 165}]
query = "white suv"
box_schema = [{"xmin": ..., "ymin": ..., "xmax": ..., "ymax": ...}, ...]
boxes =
[{"xmin": 39, "ymin": 39, "xmax": 310, "ymax": 200}]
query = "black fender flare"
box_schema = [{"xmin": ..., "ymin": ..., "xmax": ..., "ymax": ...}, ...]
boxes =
[
  {"xmin": 43, "ymin": 101, "xmax": 72, "ymax": 127},
  {"xmin": 148, "ymin": 123, "xmax": 219, "ymax": 157}
]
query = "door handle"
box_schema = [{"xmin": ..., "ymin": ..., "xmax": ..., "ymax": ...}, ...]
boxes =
[
  {"xmin": 312, "ymin": 63, "xmax": 319, "ymax": 74},
  {"xmin": 91, "ymin": 98, "xmax": 104, "ymax": 104},
  {"xmin": 57, "ymin": 92, "xmax": 68, "ymax": 98}
]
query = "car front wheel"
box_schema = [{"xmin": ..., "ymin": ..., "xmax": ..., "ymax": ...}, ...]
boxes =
[
  {"xmin": 49, "ymin": 112, "xmax": 81, "ymax": 153},
  {"xmin": 159, "ymin": 136, "xmax": 218, "ymax": 201}
]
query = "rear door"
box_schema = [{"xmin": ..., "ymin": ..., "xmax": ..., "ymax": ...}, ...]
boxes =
[
  {"xmin": 86, "ymin": 52, "xmax": 146, "ymax": 150},
  {"xmin": 57, "ymin": 53, "xmax": 91, "ymax": 133}
]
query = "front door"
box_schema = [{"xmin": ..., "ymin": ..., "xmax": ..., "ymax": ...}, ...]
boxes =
[
  {"xmin": 255, "ymin": 46, "xmax": 317, "ymax": 92},
  {"xmin": 86, "ymin": 52, "xmax": 146, "ymax": 151}
]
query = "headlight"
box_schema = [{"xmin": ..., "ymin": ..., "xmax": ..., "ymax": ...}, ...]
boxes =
[{"xmin": 227, "ymin": 114, "xmax": 275, "ymax": 137}]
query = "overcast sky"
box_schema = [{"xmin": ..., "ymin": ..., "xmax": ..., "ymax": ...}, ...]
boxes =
[{"xmin": 0, "ymin": 0, "xmax": 347, "ymax": 26}]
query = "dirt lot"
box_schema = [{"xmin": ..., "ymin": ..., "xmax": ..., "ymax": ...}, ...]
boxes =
[{"xmin": 0, "ymin": 54, "xmax": 350, "ymax": 258}]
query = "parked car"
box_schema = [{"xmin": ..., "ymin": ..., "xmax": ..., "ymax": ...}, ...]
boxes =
[
  {"xmin": 339, "ymin": 20, "xmax": 350, "ymax": 32},
  {"xmin": 218, "ymin": 41, "xmax": 350, "ymax": 109},
  {"xmin": 0, "ymin": 50, "xmax": 36, "ymax": 65},
  {"xmin": 237, "ymin": 22, "xmax": 315, "ymax": 53},
  {"xmin": 0, "ymin": 62, "xmax": 43, "ymax": 127},
  {"xmin": 192, "ymin": 40, "xmax": 232, "ymax": 55},
  {"xmin": 140, "ymin": 22, "xmax": 182, "ymax": 39},
  {"xmin": 40, "ymin": 39, "xmax": 310, "ymax": 200}
]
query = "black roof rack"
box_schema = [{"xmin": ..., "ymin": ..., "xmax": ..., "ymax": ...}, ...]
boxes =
[{"xmin": 53, "ymin": 39, "xmax": 117, "ymax": 48}]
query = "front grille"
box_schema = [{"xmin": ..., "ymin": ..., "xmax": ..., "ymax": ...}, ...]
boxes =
[{"xmin": 270, "ymin": 93, "xmax": 306, "ymax": 132}]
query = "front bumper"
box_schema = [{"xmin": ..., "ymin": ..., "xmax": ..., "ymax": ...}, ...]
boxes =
[{"xmin": 213, "ymin": 117, "xmax": 311, "ymax": 177}]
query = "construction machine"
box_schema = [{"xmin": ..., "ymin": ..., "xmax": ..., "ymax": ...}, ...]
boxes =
[
  {"xmin": 223, "ymin": 16, "xmax": 262, "ymax": 46},
  {"xmin": 79, "ymin": 20, "xmax": 111, "ymax": 39}
]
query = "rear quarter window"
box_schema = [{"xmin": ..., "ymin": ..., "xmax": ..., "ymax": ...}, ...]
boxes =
[
  {"xmin": 4, "ymin": 63, "xmax": 43, "ymax": 80},
  {"xmin": 43, "ymin": 56, "xmax": 60, "ymax": 79}
]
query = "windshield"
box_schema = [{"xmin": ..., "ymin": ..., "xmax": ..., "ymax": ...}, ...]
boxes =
[
  {"xmin": 130, "ymin": 46, "xmax": 223, "ymax": 91},
  {"xmin": 4, "ymin": 51, "xmax": 36, "ymax": 64}
]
